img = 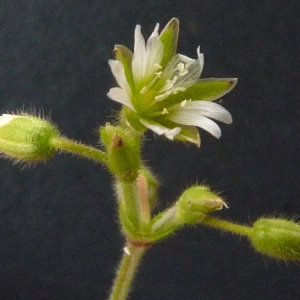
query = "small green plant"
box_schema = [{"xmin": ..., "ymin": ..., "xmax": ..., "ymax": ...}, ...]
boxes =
[{"xmin": 1, "ymin": 18, "xmax": 299, "ymax": 300}]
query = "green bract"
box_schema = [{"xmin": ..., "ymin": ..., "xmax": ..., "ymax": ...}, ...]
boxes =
[
  {"xmin": 108, "ymin": 18, "xmax": 237, "ymax": 146},
  {"xmin": 175, "ymin": 185, "xmax": 227, "ymax": 224}
]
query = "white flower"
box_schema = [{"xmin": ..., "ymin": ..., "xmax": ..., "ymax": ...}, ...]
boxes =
[{"xmin": 107, "ymin": 18, "xmax": 237, "ymax": 146}]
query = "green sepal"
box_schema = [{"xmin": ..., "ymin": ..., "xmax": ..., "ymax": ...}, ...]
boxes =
[
  {"xmin": 121, "ymin": 107, "xmax": 147, "ymax": 133},
  {"xmin": 114, "ymin": 45, "xmax": 135, "ymax": 92},
  {"xmin": 116, "ymin": 179, "xmax": 154, "ymax": 242},
  {"xmin": 166, "ymin": 78, "xmax": 237, "ymax": 106},
  {"xmin": 250, "ymin": 218, "xmax": 300, "ymax": 261},
  {"xmin": 116, "ymin": 180, "xmax": 144, "ymax": 240},
  {"xmin": 139, "ymin": 167, "xmax": 159, "ymax": 210},
  {"xmin": 100, "ymin": 124, "xmax": 141, "ymax": 182},
  {"xmin": 159, "ymin": 18, "xmax": 179, "ymax": 69},
  {"xmin": 0, "ymin": 114, "xmax": 59, "ymax": 162},
  {"xmin": 173, "ymin": 125, "xmax": 200, "ymax": 147},
  {"xmin": 175, "ymin": 185, "xmax": 226, "ymax": 224}
]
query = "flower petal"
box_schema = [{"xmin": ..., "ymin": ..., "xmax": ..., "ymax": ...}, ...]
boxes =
[
  {"xmin": 140, "ymin": 118, "xmax": 181, "ymax": 140},
  {"xmin": 166, "ymin": 108, "xmax": 223, "ymax": 138},
  {"xmin": 113, "ymin": 45, "xmax": 135, "ymax": 91},
  {"xmin": 132, "ymin": 25, "xmax": 146, "ymax": 81},
  {"xmin": 132, "ymin": 24, "xmax": 163, "ymax": 87},
  {"xmin": 144, "ymin": 24, "xmax": 164, "ymax": 81},
  {"xmin": 108, "ymin": 59, "xmax": 131, "ymax": 96},
  {"xmin": 173, "ymin": 101, "xmax": 233, "ymax": 124},
  {"xmin": 155, "ymin": 48, "xmax": 204, "ymax": 101},
  {"xmin": 107, "ymin": 87, "xmax": 135, "ymax": 110}
]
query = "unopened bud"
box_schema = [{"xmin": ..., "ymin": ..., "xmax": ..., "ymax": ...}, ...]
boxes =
[
  {"xmin": 0, "ymin": 114, "xmax": 59, "ymax": 162},
  {"xmin": 175, "ymin": 185, "xmax": 227, "ymax": 224},
  {"xmin": 100, "ymin": 124, "xmax": 141, "ymax": 181},
  {"xmin": 250, "ymin": 218, "xmax": 300, "ymax": 261}
]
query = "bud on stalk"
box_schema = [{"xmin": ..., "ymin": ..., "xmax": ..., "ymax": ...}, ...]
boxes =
[
  {"xmin": 250, "ymin": 218, "xmax": 300, "ymax": 261},
  {"xmin": 0, "ymin": 114, "xmax": 59, "ymax": 163}
]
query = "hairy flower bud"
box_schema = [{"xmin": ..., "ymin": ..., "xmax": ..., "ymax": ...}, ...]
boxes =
[
  {"xmin": 0, "ymin": 114, "xmax": 59, "ymax": 162},
  {"xmin": 250, "ymin": 218, "xmax": 300, "ymax": 261},
  {"xmin": 100, "ymin": 124, "xmax": 141, "ymax": 181},
  {"xmin": 175, "ymin": 185, "xmax": 227, "ymax": 224}
]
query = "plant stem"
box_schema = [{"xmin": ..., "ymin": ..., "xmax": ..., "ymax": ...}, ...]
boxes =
[
  {"xmin": 108, "ymin": 244, "xmax": 147, "ymax": 300},
  {"xmin": 50, "ymin": 136, "xmax": 107, "ymax": 163},
  {"xmin": 201, "ymin": 216, "xmax": 253, "ymax": 237}
]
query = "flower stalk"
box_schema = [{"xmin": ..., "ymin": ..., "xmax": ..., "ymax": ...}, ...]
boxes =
[{"xmin": 50, "ymin": 136, "xmax": 107, "ymax": 163}]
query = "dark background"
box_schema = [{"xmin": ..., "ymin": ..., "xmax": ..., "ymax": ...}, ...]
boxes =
[{"xmin": 1, "ymin": 0, "xmax": 299, "ymax": 299}]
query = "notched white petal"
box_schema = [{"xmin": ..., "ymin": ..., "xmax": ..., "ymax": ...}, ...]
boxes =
[
  {"xmin": 149, "ymin": 23, "xmax": 160, "ymax": 39},
  {"xmin": 173, "ymin": 101, "xmax": 233, "ymax": 124},
  {"xmin": 167, "ymin": 112, "xmax": 222, "ymax": 138},
  {"xmin": 132, "ymin": 25, "xmax": 146, "ymax": 80},
  {"xmin": 107, "ymin": 87, "xmax": 135, "ymax": 110},
  {"xmin": 156, "ymin": 48, "xmax": 204, "ymax": 101},
  {"xmin": 133, "ymin": 23, "xmax": 164, "ymax": 85},
  {"xmin": 108, "ymin": 60, "xmax": 131, "ymax": 94},
  {"xmin": 196, "ymin": 46, "xmax": 204, "ymax": 74}
]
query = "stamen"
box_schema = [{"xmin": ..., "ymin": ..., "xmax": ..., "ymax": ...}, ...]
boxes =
[
  {"xmin": 154, "ymin": 94, "xmax": 166, "ymax": 101},
  {"xmin": 155, "ymin": 71, "xmax": 162, "ymax": 78},
  {"xmin": 181, "ymin": 100, "xmax": 187, "ymax": 107},
  {"xmin": 162, "ymin": 108, "xmax": 169, "ymax": 114},
  {"xmin": 180, "ymin": 99, "xmax": 192, "ymax": 107},
  {"xmin": 140, "ymin": 86, "xmax": 148, "ymax": 94},
  {"xmin": 154, "ymin": 63, "xmax": 162, "ymax": 70},
  {"xmin": 177, "ymin": 62, "xmax": 189, "ymax": 76},
  {"xmin": 163, "ymin": 76, "xmax": 178, "ymax": 91},
  {"xmin": 140, "ymin": 71, "xmax": 162, "ymax": 94},
  {"xmin": 172, "ymin": 87, "xmax": 186, "ymax": 94}
]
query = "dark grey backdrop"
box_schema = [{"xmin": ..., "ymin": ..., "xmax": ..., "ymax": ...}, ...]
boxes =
[{"xmin": 1, "ymin": 1, "xmax": 299, "ymax": 299}]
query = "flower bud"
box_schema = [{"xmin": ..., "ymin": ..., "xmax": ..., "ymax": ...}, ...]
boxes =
[
  {"xmin": 0, "ymin": 114, "xmax": 59, "ymax": 162},
  {"xmin": 250, "ymin": 218, "xmax": 300, "ymax": 261},
  {"xmin": 175, "ymin": 185, "xmax": 227, "ymax": 224},
  {"xmin": 100, "ymin": 124, "xmax": 141, "ymax": 181}
]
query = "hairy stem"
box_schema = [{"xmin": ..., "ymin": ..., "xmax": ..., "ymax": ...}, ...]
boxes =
[
  {"xmin": 108, "ymin": 244, "xmax": 147, "ymax": 300},
  {"xmin": 201, "ymin": 216, "xmax": 253, "ymax": 237},
  {"xmin": 50, "ymin": 136, "xmax": 107, "ymax": 163}
]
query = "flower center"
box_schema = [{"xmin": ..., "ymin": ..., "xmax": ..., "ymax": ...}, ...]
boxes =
[{"xmin": 154, "ymin": 61, "xmax": 190, "ymax": 101}]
